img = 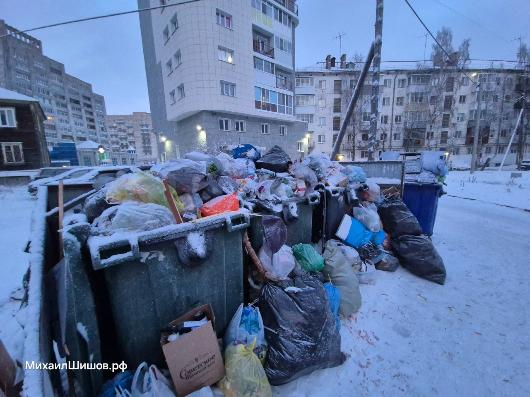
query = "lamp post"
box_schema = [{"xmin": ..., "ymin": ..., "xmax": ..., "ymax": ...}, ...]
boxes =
[{"xmin": 97, "ymin": 145, "xmax": 106, "ymax": 165}]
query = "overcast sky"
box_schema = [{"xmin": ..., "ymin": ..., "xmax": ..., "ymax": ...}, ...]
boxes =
[{"xmin": 1, "ymin": 0, "xmax": 528, "ymax": 114}]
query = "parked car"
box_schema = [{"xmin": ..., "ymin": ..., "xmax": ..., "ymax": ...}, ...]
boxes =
[{"xmin": 519, "ymin": 159, "xmax": 530, "ymax": 171}]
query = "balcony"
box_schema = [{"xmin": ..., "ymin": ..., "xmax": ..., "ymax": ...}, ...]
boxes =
[
  {"xmin": 276, "ymin": 75, "xmax": 293, "ymax": 90},
  {"xmin": 272, "ymin": 0, "xmax": 298, "ymax": 14},
  {"xmin": 404, "ymin": 120, "xmax": 428, "ymax": 130},
  {"xmin": 253, "ymin": 40, "xmax": 274, "ymax": 58}
]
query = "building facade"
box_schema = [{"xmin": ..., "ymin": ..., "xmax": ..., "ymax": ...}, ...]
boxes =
[
  {"xmin": 0, "ymin": 20, "xmax": 110, "ymax": 150},
  {"xmin": 106, "ymin": 112, "xmax": 159, "ymax": 165},
  {"xmin": 0, "ymin": 87, "xmax": 49, "ymax": 170},
  {"xmin": 296, "ymin": 61, "xmax": 530, "ymax": 166},
  {"xmin": 138, "ymin": 0, "xmax": 308, "ymax": 159}
]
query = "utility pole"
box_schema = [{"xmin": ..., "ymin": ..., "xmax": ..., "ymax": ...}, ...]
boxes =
[
  {"xmin": 470, "ymin": 79, "xmax": 482, "ymax": 173},
  {"xmin": 368, "ymin": 0, "xmax": 384, "ymax": 161}
]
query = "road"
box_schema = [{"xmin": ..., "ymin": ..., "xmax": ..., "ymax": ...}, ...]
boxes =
[{"xmin": 275, "ymin": 195, "xmax": 530, "ymax": 396}]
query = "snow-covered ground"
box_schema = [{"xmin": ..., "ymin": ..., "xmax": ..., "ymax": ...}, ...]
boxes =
[
  {"xmin": 1, "ymin": 174, "xmax": 529, "ymax": 396},
  {"xmin": 0, "ymin": 186, "xmax": 34, "ymax": 365},
  {"xmin": 445, "ymin": 170, "xmax": 530, "ymax": 210}
]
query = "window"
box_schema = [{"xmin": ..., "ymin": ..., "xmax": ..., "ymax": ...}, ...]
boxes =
[
  {"xmin": 163, "ymin": 26, "xmax": 169, "ymax": 43},
  {"xmin": 443, "ymin": 95, "xmax": 453, "ymax": 111},
  {"xmin": 334, "ymin": 80, "xmax": 342, "ymax": 93},
  {"xmin": 394, "ymin": 115, "xmax": 402, "ymax": 123},
  {"xmin": 295, "ymin": 77, "xmax": 313, "ymax": 87},
  {"xmin": 177, "ymin": 84, "xmax": 185, "ymax": 100},
  {"xmin": 235, "ymin": 120, "xmax": 246, "ymax": 132},
  {"xmin": 440, "ymin": 131, "xmax": 448, "ymax": 144},
  {"xmin": 480, "ymin": 109, "xmax": 487, "ymax": 120},
  {"xmin": 169, "ymin": 90, "xmax": 175, "ymax": 104},
  {"xmin": 380, "ymin": 133, "xmax": 387, "ymax": 140},
  {"xmin": 380, "ymin": 115, "xmax": 389, "ymax": 124},
  {"xmin": 170, "ymin": 13, "xmax": 178, "ymax": 33},
  {"xmin": 261, "ymin": 123, "xmax": 269, "ymax": 134},
  {"xmin": 275, "ymin": 37, "xmax": 292, "ymax": 53},
  {"xmin": 318, "ymin": 134, "xmax": 325, "ymax": 143},
  {"xmin": 277, "ymin": 93, "xmax": 293, "ymax": 114},
  {"xmin": 297, "ymin": 141, "xmax": 304, "ymax": 152},
  {"xmin": 255, "ymin": 87, "xmax": 277, "ymax": 112},
  {"xmin": 296, "ymin": 114, "xmax": 313, "ymax": 123},
  {"xmin": 382, "ymin": 97, "xmax": 390, "ymax": 106},
  {"xmin": 396, "ymin": 97, "xmax": 404, "ymax": 106},
  {"xmin": 216, "ymin": 9, "xmax": 232, "ymax": 29},
  {"xmin": 454, "ymin": 131, "xmax": 462, "ymax": 138},
  {"xmin": 318, "ymin": 99, "xmax": 326, "ymax": 108},
  {"xmin": 174, "ymin": 50, "xmax": 182, "ymax": 67},
  {"xmin": 253, "ymin": 57, "xmax": 274, "ymax": 74},
  {"xmin": 457, "ymin": 113, "xmax": 465, "ymax": 122},
  {"xmin": 430, "ymin": 95, "xmax": 438, "ymax": 105},
  {"xmin": 1, "ymin": 142, "xmax": 24, "ymax": 164},
  {"xmin": 218, "ymin": 47, "xmax": 234, "ymax": 64},
  {"xmin": 362, "ymin": 112, "xmax": 371, "ymax": 122},
  {"xmin": 318, "ymin": 80, "xmax": 326, "ymax": 89},
  {"xmin": 452, "ymin": 147, "xmax": 459, "ymax": 155},
  {"xmin": 383, "ymin": 79, "xmax": 392, "ymax": 87},
  {"xmin": 220, "ymin": 81, "xmax": 236, "ymax": 97},
  {"xmin": 459, "ymin": 95, "xmax": 466, "ymax": 104},
  {"xmin": 0, "ymin": 108, "xmax": 16, "ymax": 127},
  {"xmin": 445, "ymin": 77, "xmax": 455, "ymax": 92},
  {"xmin": 397, "ymin": 78, "xmax": 407, "ymax": 88},
  {"xmin": 333, "ymin": 98, "xmax": 341, "ymax": 112},
  {"xmin": 410, "ymin": 74, "xmax": 430, "ymax": 85},
  {"xmin": 279, "ymin": 125, "xmax": 286, "ymax": 136},
  {"xmin": 492, "ymin": 94, "xmax": 499, "ymax": 103},
  {"xmin": 332, "ymin": 116, "xmax": 341, "ymax": 131},
  {"xmin": 500, "ymin": 129, "xmax": 507, "ymax": 138},
  {"xmin": 393, "ymin": 133, "xmax": 401, "ymax": 140},
  {"xmin": 442, "ymin": 113, "xmax": 450, "ymax": 128},
  {"xmin": 166, "ymin": 59, "xmax": 173, "ymax": 75},
  {"xmin": 409, "ymin": 92, "xmax": 424, "ymax": 103},
  {"xmin": 361, "ymin": 150, "xmax": 369, "ymax": 159},
  {"xmin": 461, "ymin": 76, "xmax": 469, "ymax": 86},
  {"xmin": 219, "ymin": 118, "xmax": 230, "ymax": 131},
  {"xmin": 295, "ymin": 95, "xmax": 314, "ymax": 106},
  {"xmin": 318, "ymin": 117, "xmax": 326, "ymax": 126}
]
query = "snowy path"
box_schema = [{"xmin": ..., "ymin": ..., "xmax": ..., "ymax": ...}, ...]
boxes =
[{"xmin": 275, "ymin": 196, "xmax": 530, "ymax": 397}]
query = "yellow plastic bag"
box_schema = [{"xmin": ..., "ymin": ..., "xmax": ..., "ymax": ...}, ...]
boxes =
[
  {"xmin": 106, "ymin": 171, "xmax": 184, "ymax": 212},
  {"xmin": 220, "ymin": 342, "xmax": 272, "ymax": 397}
]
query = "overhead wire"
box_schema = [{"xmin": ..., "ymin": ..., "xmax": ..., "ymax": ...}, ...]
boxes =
[{"xmin": 0, "ymin": 0, "xmax": 202, "ymax": 39}]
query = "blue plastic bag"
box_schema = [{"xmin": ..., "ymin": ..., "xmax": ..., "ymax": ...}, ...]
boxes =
[
  {"xmin": 232, "ymin": 144, "xmax": 261, "ymax": 161},
  {"xmin": 224, "ymin": 304, "xmax": 267, "ymax": 362},
  {"xmin": 324, "ymin": 283, "xmax": 341, "ymax": 330},
  {"xmin": 371, "ymin": 229, "xmax": 386, "ymax": 245},
  {"xmin": 342, "ymin": 165, "xmax": 367, "ymax": 183}
]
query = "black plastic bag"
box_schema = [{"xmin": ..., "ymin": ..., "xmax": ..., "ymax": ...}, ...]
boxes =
[
  {"xmin": 84, "ymin": 187, "xmax": 112, "ymax": 223},
  {"xmin": 262, "ymin": 215, "xmax": 287, "ymax": 254},
  {"xmin": 392, "ymin": 235, "xmax": 446, "ymax": 285},
  {"xmin": 258, "ymin": 271, "xmax": 343, "ymax": 385},
  {"xmin": 255, "ymin": 146, "xmax": 292, "ymax": 173},
  {"xmin": 377, "ymin": 198, "xmax": 423, "ymax": 238}
]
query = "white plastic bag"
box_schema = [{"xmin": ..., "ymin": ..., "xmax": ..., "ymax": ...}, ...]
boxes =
[
  {"xmin": 130, "ymin": 362, "xmax": 176, "ymax": 397},
  {"xmin": 352, "ymin": 203, "xmax": 381, "ymax": 232},
  {"xmin": 258, "ymin": 245, "xmax": 296, "ymax": 280},
  {"xmin": 224, "ymin": 304, "xmax": 267, "ymax": 362}
]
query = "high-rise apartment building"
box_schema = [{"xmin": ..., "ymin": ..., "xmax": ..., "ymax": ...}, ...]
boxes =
[
  {"xmin": 138, "ymin": 0, "xmax": 308, "ymax": 159},
  {"xmin": 0, "ymin": 20, "xmax": 110, "ymax": 149},
  {"xmin": 296, "ymin": 59, "xmax": 530, "ymax": 166},
  {"xmin": 106, "ymin": 112, "xmax": 159, "ymax": 164}
]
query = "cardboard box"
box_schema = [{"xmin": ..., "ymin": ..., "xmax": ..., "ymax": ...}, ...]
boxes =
[{"xmin": 161, "ymin": 304, "xmax": 225, "ymax": 396}]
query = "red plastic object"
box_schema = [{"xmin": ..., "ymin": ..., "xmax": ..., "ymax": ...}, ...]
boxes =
[{"xmin": 200, "ymin": 194, "xmax": 239, "ymax": 217}]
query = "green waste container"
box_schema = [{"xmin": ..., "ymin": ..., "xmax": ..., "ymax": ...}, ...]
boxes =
[
  {"xmin": 87, "ymin": 212, "xmax": 250, "ymax": 368},
  {"xmin": 248, "ymin": 192, "xmax": 320, "ymax": 249}
]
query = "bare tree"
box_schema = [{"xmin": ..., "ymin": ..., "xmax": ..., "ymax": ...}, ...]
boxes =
[
  {"xmin": 517, "ymin": 42, "xmax": 529, "ymax": 68},
  {"xmin": 431, "ymin": 27, "xmax": 454, "ymax": 67}
]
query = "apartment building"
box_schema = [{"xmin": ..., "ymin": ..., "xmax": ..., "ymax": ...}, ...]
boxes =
[
  {"xmin": 138, "ymin": 0, "xmax": 308, "ymax": 159},
  {"xmin": 0, "ymin": 20, "xmax": 110, "ymax": 149},
  {"xmin": 106, "ymin": 112, "xmax": 159, "ymax": 164},
  {"xmin": 296, "ymin": 58, "xmax": 530, "ymax": 166}
]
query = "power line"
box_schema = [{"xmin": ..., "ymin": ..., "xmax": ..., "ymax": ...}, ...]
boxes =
[
  {"xmin": 429, "ymin": 0, "xmax": 510, "ymax": 43},
  {"xmin": 0, "ymin": 0, "xmax": 202, "ymax": 39},
  {"xmin": 403, "ymin": 0, "xmax": 477, "ymax": 85}
]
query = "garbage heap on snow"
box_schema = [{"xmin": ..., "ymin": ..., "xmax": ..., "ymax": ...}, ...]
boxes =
[{"xmin": 48, "ymin": 143, "xmax": 446, "ymax": 397}]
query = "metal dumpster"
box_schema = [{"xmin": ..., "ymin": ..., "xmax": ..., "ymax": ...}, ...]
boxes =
[
  {"xmin": 87, "ymin": 211, "xmax": 250, "ymax": 368},
  {"xmin": 248, "ymin": 192, "xmax": 320, "ymax": 249},
  {"xmin": 313, "ymin": 160, "xmax": 405, "ymax": 245},
  {"xmin": 402, "ymin": 182, "xmax": 443, "ymax": 236}
]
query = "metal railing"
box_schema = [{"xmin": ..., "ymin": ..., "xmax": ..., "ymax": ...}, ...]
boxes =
[{"xmin": 253, "ymin": 40, "xmax": 274, "ymax": 58}]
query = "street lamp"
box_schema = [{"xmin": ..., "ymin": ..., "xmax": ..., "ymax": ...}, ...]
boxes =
[
  {"xmin": 97, "ymin": 146, "xmax": 105, "ymax": 154},
  {"xmin": 160, "ymin": 135, "xmax": 167, "ymax": 143},
  {"xmin": 196, "ymin": 125, "xmax": 202, "ymax": 131}
]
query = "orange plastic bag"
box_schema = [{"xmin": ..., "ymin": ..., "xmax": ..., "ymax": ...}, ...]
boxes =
[{"xmin": 200, "ymin": 193, "xmax": 239, "ymax": 217}]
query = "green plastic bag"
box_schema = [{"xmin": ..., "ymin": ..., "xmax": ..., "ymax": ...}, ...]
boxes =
[{"xmin": 292, "ymin": 243, "xmax": 325, "ymax": 272}]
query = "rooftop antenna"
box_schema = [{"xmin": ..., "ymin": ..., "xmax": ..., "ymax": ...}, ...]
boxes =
[{"xmin": 335, "ymin": 32, "xmax": 347, "ymax": 56}]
